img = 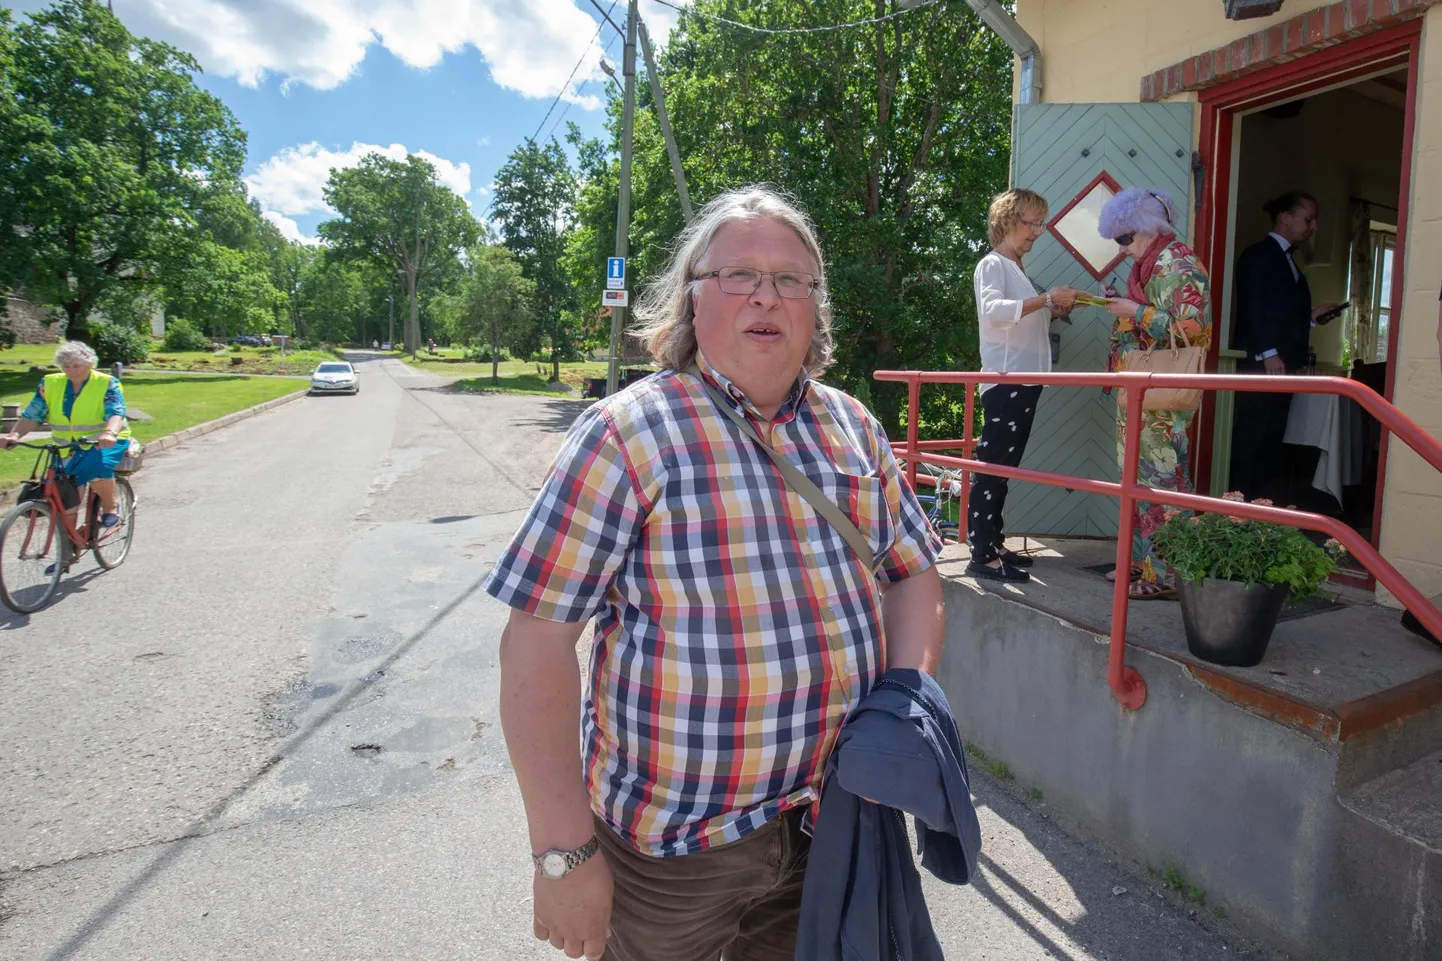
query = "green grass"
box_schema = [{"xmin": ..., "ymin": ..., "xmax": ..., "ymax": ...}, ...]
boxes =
[
  {"xmin": 0, "ymin": 342, "xmax": 344, "ymax": 377},
  {"xmin": 137, "ymin": 346, "xmax": 343, "ymax": 376},
  {"xmin": 1027, "ymin": 787, "xmax": 1044, "ymax": 803},
  {"xmin": 1162, "ymin": 864, "xmax": 1207, "ymax": 904},
  {"xmin": 450, "ymin": 373, "xmax": 580, "ymax": 397},
  {"xmin": 963, "ymin": 741, "xmax": 1016, "ymax": 782},
  {"xmin": 398, "ymin": 352, "xmax": 630, "ymax": 392},
  {"xmin": 0, "ymin": 370, "xmax": 305, "ymax": 489}
]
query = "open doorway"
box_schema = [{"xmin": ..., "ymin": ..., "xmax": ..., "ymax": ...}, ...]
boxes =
[{"xmin": 1212, "ymin": 61, "xmax": 1411, "ymax": 581}]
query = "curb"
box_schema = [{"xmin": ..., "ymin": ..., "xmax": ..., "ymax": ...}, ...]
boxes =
[{"xmin": 0, "ymin": 387, "xmax": 310, "ymax": 507}]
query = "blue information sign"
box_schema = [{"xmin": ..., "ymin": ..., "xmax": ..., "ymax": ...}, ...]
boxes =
[{"xmin": 606, "ymin": 257, "xmax": 626, "ymax": 290}]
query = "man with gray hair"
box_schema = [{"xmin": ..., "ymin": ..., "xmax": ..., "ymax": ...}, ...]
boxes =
[{"xmin": 485, "ymin": 186, "xmax": 944, "ymax": 960}]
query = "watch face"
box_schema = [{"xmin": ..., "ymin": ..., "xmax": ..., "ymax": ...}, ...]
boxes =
[{"xmin": 541, "ymin": 852, "xmax": 568, "ymax": 879}]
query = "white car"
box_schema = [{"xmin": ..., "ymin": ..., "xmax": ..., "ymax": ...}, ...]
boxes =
[{"xmin": 310, "ymin": 361, "xmax": 359, "ymax": 395}]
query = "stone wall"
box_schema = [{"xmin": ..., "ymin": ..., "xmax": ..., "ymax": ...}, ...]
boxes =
[{"xmin": 2, "ymin": 294, "xmax": 64, "ymax": 345}]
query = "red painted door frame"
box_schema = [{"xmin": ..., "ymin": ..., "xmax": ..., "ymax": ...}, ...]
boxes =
[{"xmin": 1191, "ymin": 21, "xmax": 1421, "ymax": 588}]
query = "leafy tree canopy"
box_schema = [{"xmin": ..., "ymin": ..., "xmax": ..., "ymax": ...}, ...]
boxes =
[{"xmin": 0, "ymin": 0, "xmax": 247, "ymax": 340}]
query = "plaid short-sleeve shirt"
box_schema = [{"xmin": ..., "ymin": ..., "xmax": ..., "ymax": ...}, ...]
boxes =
[{"xmin": 485, "ymin": 354, "xmax": 940, "ymax": 856}]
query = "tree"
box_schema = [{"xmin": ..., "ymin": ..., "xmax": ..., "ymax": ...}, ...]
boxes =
[
  {"xmin": 0, "ymin": 0, "xmax": 247, "ymax": 341},
  {"xmin": 437, "ymin": 244, "xmax": 536, "ymax": 384},
  {"xmin": 298, "ymin": 255, "xmax": 369, "ymax": 345},
  {"xmin": 319, "ymin": 153, "xmax": 477, "ymax": 356},
  {"xmin": 491, "ymin": 137, "xmax": 578, "ymax": 383},
  {"xmin": 164, "ymin": 240, "xmax": 282, "ymax": 338},
  {"xmin": 571, "ymin": 0, "xmax": 1013, "ymax": 433}
]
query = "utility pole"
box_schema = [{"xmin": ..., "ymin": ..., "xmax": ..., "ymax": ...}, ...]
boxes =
[
  {"xmin": 388, "ymin": 293, "xmax": 395, "ymax": 349},
  {"xmin": 639, "ymin": 22, "xmax": 692, "ymax": 222},
  {"xmin": 606, "ymin": 0, "xmax": 639, "ymax": 397}
]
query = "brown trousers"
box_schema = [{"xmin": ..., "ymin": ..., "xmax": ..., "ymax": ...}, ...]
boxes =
[{"xmin": 596, "ymin": 809, "xmax": 811, "ymax": 961}]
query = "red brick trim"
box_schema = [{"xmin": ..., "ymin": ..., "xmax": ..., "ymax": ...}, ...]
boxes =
[{"xmin": 1140, "ymin": 0, "xmax": 1440, "ymax": 101}]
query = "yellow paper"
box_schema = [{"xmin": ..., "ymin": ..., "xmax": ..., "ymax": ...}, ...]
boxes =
[{"xmin": 1075, "ymin": 293, "xmax": 1113, "ymax": 307}]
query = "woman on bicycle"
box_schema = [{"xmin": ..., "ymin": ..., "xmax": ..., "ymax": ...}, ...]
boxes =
[{"xmin": 1, "ymin": 341, "xmax": 131, "ymax": 528}]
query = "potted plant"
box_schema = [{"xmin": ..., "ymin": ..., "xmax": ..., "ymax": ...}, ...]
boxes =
[{"xmin": 1151, "ymin": 495, "xmax": 1343, "ymax": 667}]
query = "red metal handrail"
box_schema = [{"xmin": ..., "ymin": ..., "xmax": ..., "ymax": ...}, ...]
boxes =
[{"xmin": 875, "ymin": 369, "xmax": 1442, "ymax": 711}]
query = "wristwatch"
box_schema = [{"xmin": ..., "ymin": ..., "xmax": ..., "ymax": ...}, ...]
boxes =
[{"xmin": 533, "ymin": 836, "xmax": 599, "ymax": 880}]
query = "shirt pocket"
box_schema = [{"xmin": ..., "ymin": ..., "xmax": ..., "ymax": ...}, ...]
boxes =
[{"xmin": 812, "ymin": 470, "xmax": 895, "ymax": 570}]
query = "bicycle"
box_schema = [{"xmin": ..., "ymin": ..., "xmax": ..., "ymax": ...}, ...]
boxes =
[
  {"xmin": 0, "ymin": 440, "xmax": 137, "ymax": 613},
  {"xmin": 911, "ymin": 464, "xmax": 963, "ymax": 545}
]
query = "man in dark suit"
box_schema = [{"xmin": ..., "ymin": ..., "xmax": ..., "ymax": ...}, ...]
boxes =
[{"xmin": 1229, "ymin": 191, "xmax": 1339, "ymax": 500}]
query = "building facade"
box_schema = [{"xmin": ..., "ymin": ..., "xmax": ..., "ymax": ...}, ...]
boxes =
[{"xmin": 1007, "ymin": 0, "xmax": 1441, "ymax": 605}]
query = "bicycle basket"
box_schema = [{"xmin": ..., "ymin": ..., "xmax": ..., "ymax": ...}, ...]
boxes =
[
  {"xmin": 115, "ymin": 440, "xmax": 143, "ymax": 475},
  {"xmin": 17, "ymin": 480, "xmax": 44, "ymax": 504}
]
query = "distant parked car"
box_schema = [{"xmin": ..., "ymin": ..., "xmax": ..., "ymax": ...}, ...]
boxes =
[
  {"xmin": 309, "ymin": 361, "xmax": 359, "ymax": 395},
  {"xmin": 230, "ymin": 335, "xmax": 262, "ymax": 347},
  {"xmin": 380, "ymin": 342, "xmax": 392, "ymax": 351}
]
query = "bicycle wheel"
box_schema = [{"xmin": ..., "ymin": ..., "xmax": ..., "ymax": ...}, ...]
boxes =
[
  {"xmin": 92, "ymin": 478, "xmax": 135, "ymax": 570},
  {"xmin": 0, "ymin": 500, "xmax": 67, "ymax": 613}
]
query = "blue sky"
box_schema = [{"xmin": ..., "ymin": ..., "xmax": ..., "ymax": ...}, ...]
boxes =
[{"xmin": 8, "ymin": 0, "xmax": 682, "ymax": 242}]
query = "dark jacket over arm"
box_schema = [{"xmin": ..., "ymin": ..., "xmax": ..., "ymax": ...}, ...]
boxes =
[
  {"xmin": 796, "ymin": 669, "xmax": 982, "ymax": 961},
  {"xmin": 1233, "ymin": 237, "xmax": 1312, "ymax": 370}
]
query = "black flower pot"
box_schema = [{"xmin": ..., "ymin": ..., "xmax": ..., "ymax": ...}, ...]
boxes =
[{"xmin": 1176, "ymin": 577, "xmax": 1290, "ymax": 667}]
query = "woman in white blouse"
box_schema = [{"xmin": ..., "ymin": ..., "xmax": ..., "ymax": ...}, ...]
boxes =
[{"xmin": 967, "ymin": 188, "xmax": 1077, "ymax": 583}]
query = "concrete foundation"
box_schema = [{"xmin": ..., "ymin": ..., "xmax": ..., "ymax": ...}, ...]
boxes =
[{"xmin": 934, "ymin": 539, "xmax": 1442, "ymax": 960}]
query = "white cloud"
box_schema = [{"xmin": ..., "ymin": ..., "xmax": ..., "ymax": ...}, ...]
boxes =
[
  {"xmin": 261, "ymin": 210, "xmax": 324, "ymax": 246},
  {"xmin": 246, "ymin": 141, "xmax": 473, "ymax": 217},
  {"xmin": 107, "ymin": 0, "xmax": 630, "ymax": 103},
  {"xmin": 246, "ymin": 141, "xmax": 474, "ymax": 244}
]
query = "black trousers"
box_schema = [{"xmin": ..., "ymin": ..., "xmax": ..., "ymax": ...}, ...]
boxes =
[
  {"xmin": 1229, "ymin": 360, "xmax": 1293, "ymax": 501},
  {"xmin": 967, "ymin": 385, "xmax": 1043, "ymax": 564}
]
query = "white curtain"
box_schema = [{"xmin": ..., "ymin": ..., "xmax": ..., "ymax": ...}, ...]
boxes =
[{"xmin": 1347, "ymin": 201, "xmax": 1374, "ymax": 368}]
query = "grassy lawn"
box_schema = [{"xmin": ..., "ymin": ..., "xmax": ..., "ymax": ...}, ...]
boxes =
[
  {"xmin": 0, "ymin": 370, "xmax": 305, "ymax": 489},
  {"xmin": 0, "ymin": 343, "xmax": 344, "ymax": 377},
  {"xmin": 137, "ymin": 346, "xmax": 344, "ymax": 376},
  {"xmin": 399, "ymin": 352, "xmax": 649, "ymax": 394}
]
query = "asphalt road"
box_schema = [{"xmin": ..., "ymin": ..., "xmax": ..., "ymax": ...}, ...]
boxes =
[{"xmin": 0, "ymin": 353, "xmax": 1265, "ymax": 961}]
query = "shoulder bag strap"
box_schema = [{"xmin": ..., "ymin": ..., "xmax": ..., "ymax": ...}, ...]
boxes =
[{"xmin": 687, "ymin": 365, "xmax": 875, "ymax": 571}]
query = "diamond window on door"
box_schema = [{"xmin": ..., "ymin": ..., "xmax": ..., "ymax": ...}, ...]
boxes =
[{"xmin": 1048, "ymin": 171, "xmax": 1127, "ymax": 280}]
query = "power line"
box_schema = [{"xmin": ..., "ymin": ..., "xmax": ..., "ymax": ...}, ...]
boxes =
[
  {"xmin": 648, "ymin": 0, "xmax": 940, "ymax": 34},
  {"xmin": 583, "ymin": 0, "xmax": 625, "ymax": 36},
  {"xmin": 531, "ymin": 1, "xmax": 619, "ymax": 142}
]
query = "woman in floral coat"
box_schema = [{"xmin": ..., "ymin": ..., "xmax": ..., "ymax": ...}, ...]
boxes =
[{"xmin": 1096, "ymin": 187, "xmax": 1212, "ymax": 599}]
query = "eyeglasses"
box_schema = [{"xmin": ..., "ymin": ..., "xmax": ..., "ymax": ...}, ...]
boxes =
[
  {"xmin": 1020, "ymin": 219, "xmax": 1046, "ymax": 231},
  {"xmin": 1115, "ymin": 232, "xmax": 1136, "ymax": 247},
  {"xmin": 698, "ymin": 266, "xmax": 820, "ymax": 300}
]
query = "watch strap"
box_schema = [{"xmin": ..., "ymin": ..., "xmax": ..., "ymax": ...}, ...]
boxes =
[{"xmin": 533, "ymin": 835, "xmax": 600, "ymax": 878}]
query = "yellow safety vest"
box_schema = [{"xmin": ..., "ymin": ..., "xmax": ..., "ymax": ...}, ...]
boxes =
[{"xmin": 43, "ymin": 372, "xmax": 132, "ymax": 443}]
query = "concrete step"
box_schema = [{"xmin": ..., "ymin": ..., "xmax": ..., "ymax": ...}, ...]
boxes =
[
  {"xmin": 1341, "ymin": 748, "xmax": 1442, "ymax": 855},
  {"xmin": 1331, "ymin": 751, "xmax": 1442, "ymax": 959}
]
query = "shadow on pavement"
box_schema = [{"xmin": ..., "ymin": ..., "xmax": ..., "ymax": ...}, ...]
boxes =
[
  {"xmin": 508, "ymin": 398, "xmax": 594, "ymax": 435},
  {"xmin": 38, "ymin": 572, "xmax": 492, "ymax": 961}
]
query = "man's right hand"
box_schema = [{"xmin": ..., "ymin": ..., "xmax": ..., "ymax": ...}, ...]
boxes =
[
  {"xmin": 1262, "ymin": 354, "xmax": 1286, "ymax": 375},
  {"xmin": 0, "ymin": 433, "xmax": 19, "ymax": 451},
  {"xmin": 533, "ymin": 853, "xmax": 613, "ymax": 960}
]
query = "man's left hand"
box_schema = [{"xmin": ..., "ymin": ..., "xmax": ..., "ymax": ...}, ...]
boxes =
[{"xmin": 96, "ymin": 430, "xmax": 117, "ymax": 449}]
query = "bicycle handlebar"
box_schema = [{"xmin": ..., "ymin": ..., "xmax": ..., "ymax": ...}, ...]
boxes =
[{"xmin": 3, "ymin": 438, "xmax": 99, "ymax": 453}]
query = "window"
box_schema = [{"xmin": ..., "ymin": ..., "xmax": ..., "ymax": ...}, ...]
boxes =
[
  {"xmin": 1344, "ymin": 226, "xmax": 1396, "ymax": 367},
  {"xmin": 1371, "ymin": 234, "xmax": 1395, "ymax": 364}
]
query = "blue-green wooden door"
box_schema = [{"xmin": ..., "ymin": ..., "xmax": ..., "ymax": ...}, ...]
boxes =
[{"xmin": 1004, "ymin": 102, "xmax": 1195, "ymax": 538}]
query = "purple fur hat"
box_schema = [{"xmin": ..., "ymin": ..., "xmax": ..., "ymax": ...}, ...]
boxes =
[{"xmin": 1097, "ymin": 187, "xmax": 1178, "ymax": 240}]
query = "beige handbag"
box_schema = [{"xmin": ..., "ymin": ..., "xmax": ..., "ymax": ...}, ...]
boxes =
[{"xmin": 1118, "ymin": 324, "xmax": 1204, "ymax": 412}]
